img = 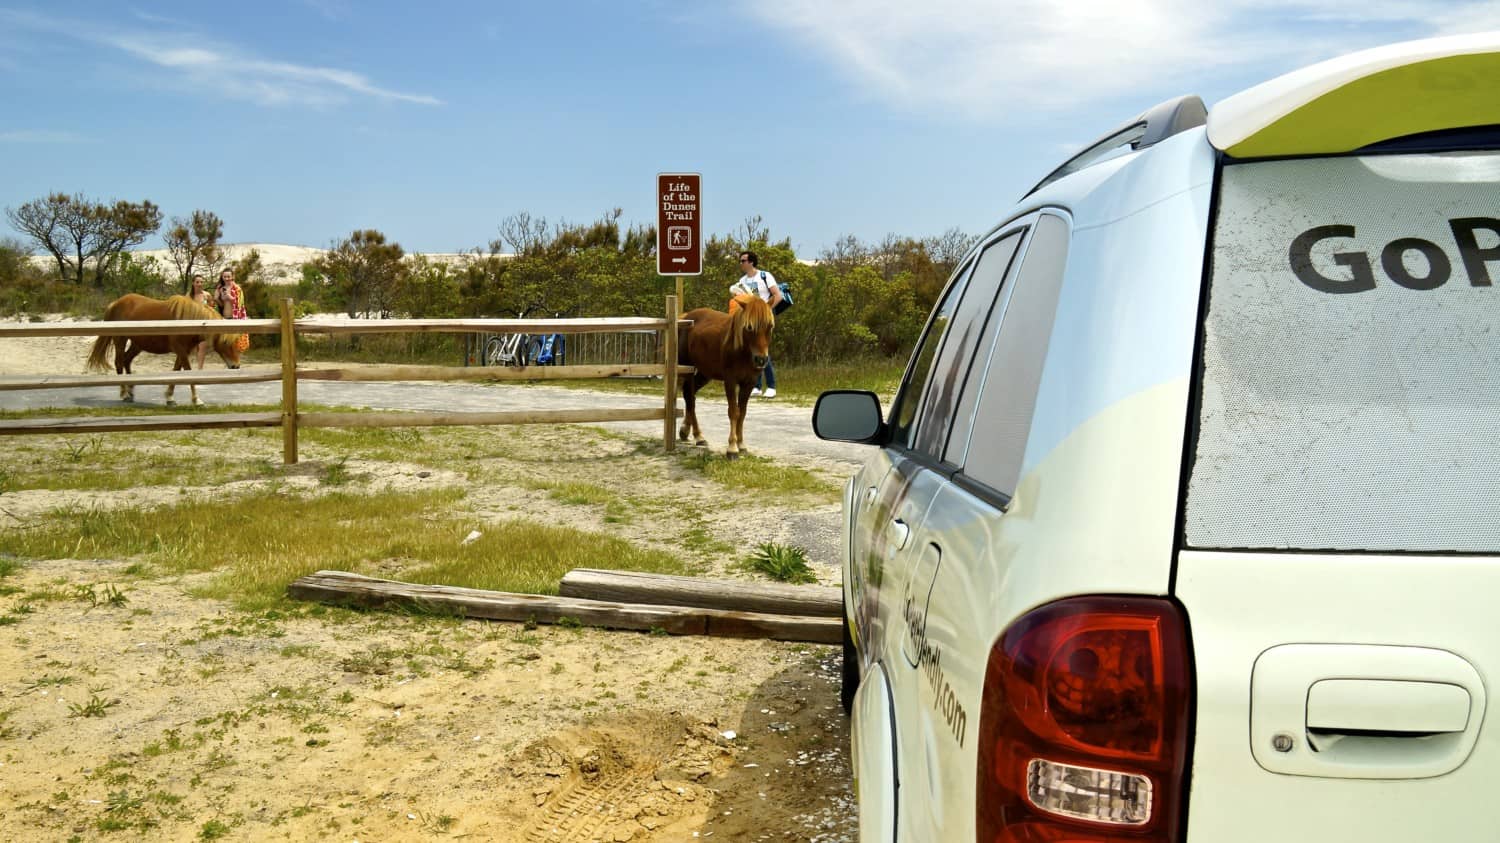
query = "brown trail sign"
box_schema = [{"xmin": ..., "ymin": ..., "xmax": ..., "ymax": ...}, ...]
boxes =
[{"xmin": 657, "ymin": 173, "xmax": 701, "ymax": 276}]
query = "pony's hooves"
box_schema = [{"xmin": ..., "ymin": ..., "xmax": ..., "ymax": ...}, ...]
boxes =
[
  {"xmin": 695, "ymin": 439, "xmax": 708, "ymax": 447},
  {"xmin": 678, "ymin": 430, "xmax": 688, "ymax": 441},
  {"xmin": 726, "ymin": 450, "xmax": 741, "ymax": 460},
  {"xmin": 164, "ymin": 399, "xmax": 176, "ymax": 407}
]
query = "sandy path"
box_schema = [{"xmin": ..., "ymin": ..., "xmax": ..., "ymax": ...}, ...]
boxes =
[{"xmin": 0, "ymin": 317, "xmax": 863, "ymax": 841}]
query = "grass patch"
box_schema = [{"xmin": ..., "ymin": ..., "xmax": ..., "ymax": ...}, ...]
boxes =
[
  {"xmin": 0, "ymin": 490, "xmax": 687, "ymax": 607},
  {"xmin": 675, "ymin": 451, "xmax": 838, "ymax": 500},
  {"xmin": 0, "ymin": 437, "xmax": 273, "ymax": 493},
  {"xmin": 534, "ymin": 480, "xmax": 616, "ymax": 507},
  {"xmin": 247, "ymin": 332, "xmax": 462, "ymax": 367},
  {"xmin": 742, "ymin": 543, "xmax": 817, "ymax": 584},
  {"xmin": 401, "ymin": 518, "xmax": 687, "ymax": 595},
  {"xmin": 765, "ymin": 357, "xmax": 906, "ymax": 404},
  {"xmin": 296, "ymin": 426, "xmax": 434, "ymax": 464}
]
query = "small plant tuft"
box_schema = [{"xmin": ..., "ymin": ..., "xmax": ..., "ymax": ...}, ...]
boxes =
[
  {"xmin": 744, "ymin": 542, "xmax": 817, "ymax": 584},
  {"xmin": 68, "ymin": 694, "xmax": 121, "ymax": 718},
  {"xmin": 321, "ymin": 456, "xmax": 351, "ymax": 487}
]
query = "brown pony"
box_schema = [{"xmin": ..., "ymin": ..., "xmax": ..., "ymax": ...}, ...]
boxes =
[
  {"xmin": 677, "ymin": 293, "xmax": 775, "ymax": 458},
  {"xmin": 85, "ymin": 294, "xmax": 243, "ymax": 406}
]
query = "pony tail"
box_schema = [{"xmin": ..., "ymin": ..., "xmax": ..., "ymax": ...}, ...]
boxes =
[{"xmin": 86, "ymin": 335, "xmax": 113, "ymax": 372}]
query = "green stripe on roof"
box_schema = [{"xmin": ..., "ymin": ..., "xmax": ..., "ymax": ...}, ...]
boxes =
[{"xmin": 1226, "ymin": 52, "xmax": 1500, "ymax": 158}]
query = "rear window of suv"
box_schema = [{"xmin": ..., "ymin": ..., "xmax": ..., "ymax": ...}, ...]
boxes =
[{"xmin": 1186, "ymin": 151, "xmax": 1500, "ymax": 552}]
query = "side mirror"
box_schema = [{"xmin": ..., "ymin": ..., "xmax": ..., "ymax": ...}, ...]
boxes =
[{"xmin": 812, "ymin": 389, "xmax": 885, "ymax": 444}]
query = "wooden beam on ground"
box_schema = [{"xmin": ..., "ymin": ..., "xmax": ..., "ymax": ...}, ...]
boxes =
[
  {"xmin": 296, "ymin": 363, "xmax": 691, "ymax": 383},
  {"xmin": 0, "ymin": 412, "xmax": 281, "ymax": 435},
  {"xmin": 287, "ymin": 571, "xmax": 840, "ymax": 644},
  {"xmin": 560, "ymin": 568, "xmax": 841, "ymax": 618},
  {"xmin": 0, "ymin": 369, "xmax": 279, "ymax": 391},
  {"xmin": 297, "ymin": 407, "xmax": 679, "ymax": 429}
]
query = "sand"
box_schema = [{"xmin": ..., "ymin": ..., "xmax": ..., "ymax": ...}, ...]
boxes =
[
  {"xmin": 31, "ymin": 243, "xmax": 481, "ymax": 286},
  {"xmin": 0, "ymin": 325, "xmax": 859, "ymax": 841}
]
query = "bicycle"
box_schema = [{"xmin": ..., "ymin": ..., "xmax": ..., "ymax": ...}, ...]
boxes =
[
  {"xmin": 485, "ymin": 329, "xmax": 532, "ymax": 367},
  {"xmin": 483, "ymin": 308, "xmax": 568, "ymax": 368},
  {"xmin": 532, "ymin": 314, "xmax": 566, "ymax": 366}
]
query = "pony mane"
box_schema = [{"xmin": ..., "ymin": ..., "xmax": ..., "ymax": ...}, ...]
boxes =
[
  {"xmin": 726, "ymin": 294, "xmax": 774, "ymax": 352},
  {"xmin": 166, "ymin": 295, "xmax": 223, "ymax": 321}
]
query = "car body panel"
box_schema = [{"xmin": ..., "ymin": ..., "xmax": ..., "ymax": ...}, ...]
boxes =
[
  {"xmin": 1177, "ymin": 550, "xmax": 1500, "ymax": 841},
  {"xmin": 857, "ymin": 382, "xmax": 1197, "ymax": 838},
  {"xmin": 833, "ymin": 33, "xmax": 1500, "ymax": 843},
  {"xmin": 1208, "ymin": 32, "xmax": 1500, "ymax": 158},
  {"xmin": 1023, "ymin": 127, "xmax": 1212, "ymax": 476},
  {"xmin": 852, "ymin": 661, "xmax": 899, "ymax": 842}
]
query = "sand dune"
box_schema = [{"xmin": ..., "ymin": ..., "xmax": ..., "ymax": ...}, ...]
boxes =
[
  {"xmin": 29, "ymin": 243, "xmax": 485, "ymax": 286},
  {"xmin": 133, "ymin": 243, "xmax": 478, "ymax": 285}
]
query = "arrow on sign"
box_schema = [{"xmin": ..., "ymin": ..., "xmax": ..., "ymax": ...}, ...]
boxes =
[{"xmin": 671, "ymin": 257, "xmax": 686, "ymax": 264}]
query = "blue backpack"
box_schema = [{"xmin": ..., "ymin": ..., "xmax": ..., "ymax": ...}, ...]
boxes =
[{"xmin": 763, "ymin": 271, "xmax": 794, "ymax": 315}]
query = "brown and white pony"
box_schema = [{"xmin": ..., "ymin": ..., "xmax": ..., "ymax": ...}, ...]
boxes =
[
  {"xmin": 85, "ymin": 294, "xmax": 243, "ymax": 406},
  {"xmin": 677, "ymin": 293, "xmax": 775, "ymax": 458}
]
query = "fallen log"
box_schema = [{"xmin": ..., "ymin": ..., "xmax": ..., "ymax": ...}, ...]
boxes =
[
  {"xmin": 287, "ymin": 570, "xmax": 840, "ymax": 645},
  {"xmin": 559, "ymin": 568, "xmax": 841, "ymax": 618}
]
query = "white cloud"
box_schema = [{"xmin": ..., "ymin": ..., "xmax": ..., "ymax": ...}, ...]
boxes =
[
  {"xmin": 108, "ymin": 33, "xmax": 443, "ymax": 106},
  {"xmin": 742, "ymin": 0, "xmax": 1499, "ymax": 117},
  {"xmin": 300, "ymin": 0, "xmax": 352, "ymax": 22},
  {"xmin": 0, "ymin": 9, "xmax": 441, "ymax": 108}
]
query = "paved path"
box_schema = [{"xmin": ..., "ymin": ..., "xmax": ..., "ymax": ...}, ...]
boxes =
[{"xmin": 0, "ymin": 372, "xmax": 871, "ymax": 470}]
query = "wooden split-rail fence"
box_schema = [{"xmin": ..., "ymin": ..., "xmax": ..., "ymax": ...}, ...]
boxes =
[{"xmin": 0, "ymin": 296, "xmax": 689, "ymax": 462}]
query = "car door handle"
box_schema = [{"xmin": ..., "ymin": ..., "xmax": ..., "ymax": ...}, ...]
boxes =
[
  {"xmin": 888, "ymin": 519, "xmax": 911, "ymax": 552},
  {"xmin": 864, "ymin": 486, "xmax": 878, "ymax": 508},
  {"xmin": 1306, "ymin": 679, "xmax": 1471, "ymax": 751},
  {"xmin": 1251, "ymin": 644, "xmax": 1486, "ymax": 779}
]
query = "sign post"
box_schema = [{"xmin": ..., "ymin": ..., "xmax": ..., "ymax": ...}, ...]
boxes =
[
  {"xmin": 657, "ymin": 173, "xmax": 702, "ymax": 279},
  {"xmin": 657, "ymin": 174, "xmax": 699, "ymax": 452}
]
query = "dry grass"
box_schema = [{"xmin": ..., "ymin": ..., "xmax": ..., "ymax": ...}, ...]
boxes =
[{"xmin": 0, "ymin": 488, "xmax": 687, "ymax": 609}]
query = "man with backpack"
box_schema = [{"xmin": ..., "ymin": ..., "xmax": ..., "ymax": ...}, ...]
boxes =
[{"xmin": 730, "ymin": 250, "xmax": 783, "ymax": 398}]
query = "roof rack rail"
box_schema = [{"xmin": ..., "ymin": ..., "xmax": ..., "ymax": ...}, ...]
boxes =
[{"xmin": 1022, "ymin": 95, "xmax": 1207, "ymax": 199}]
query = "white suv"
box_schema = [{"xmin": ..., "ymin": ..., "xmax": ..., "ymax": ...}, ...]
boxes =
[{"xmin": 814, "ymin": 33, "xmax": 1500, "ymax": 843}]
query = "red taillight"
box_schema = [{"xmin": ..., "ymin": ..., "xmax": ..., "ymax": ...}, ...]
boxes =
[{"xmin": 976, "ymin": 597, "xmax": 1192, "ymax": 842}]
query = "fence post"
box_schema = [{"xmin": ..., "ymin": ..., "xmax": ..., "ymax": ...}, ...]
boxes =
[
  {"xmin": 663, "ymin": 295, "xmax": 678, "ymax": 452},
  {"xmin": 280, "ymin": 298, "xmax": 299, "ymax": 465}
]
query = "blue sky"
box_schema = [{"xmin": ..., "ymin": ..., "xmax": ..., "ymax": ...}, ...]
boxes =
[{"xmin": 2, "ymin": 1, "xmax": 1497, "ymax": 256}]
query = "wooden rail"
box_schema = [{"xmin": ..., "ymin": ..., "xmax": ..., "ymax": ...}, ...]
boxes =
[
  {"xmin": 0, "ymin": 370, "xmax": 279, "ymax": 390},
  {"xmin": 0, "ymin": 316, "xmax": 672, "ymax": 338},
  {"xmin": 0, "ymin": 298, "xmax": 692, "ymax": 462},
  {"xmin": 0, "ymin": 412, "xmax": 282, "ymax": 435},
  {"xmin": 296, "ymin": 363, "xmax": 677, "ymax": 383}
]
